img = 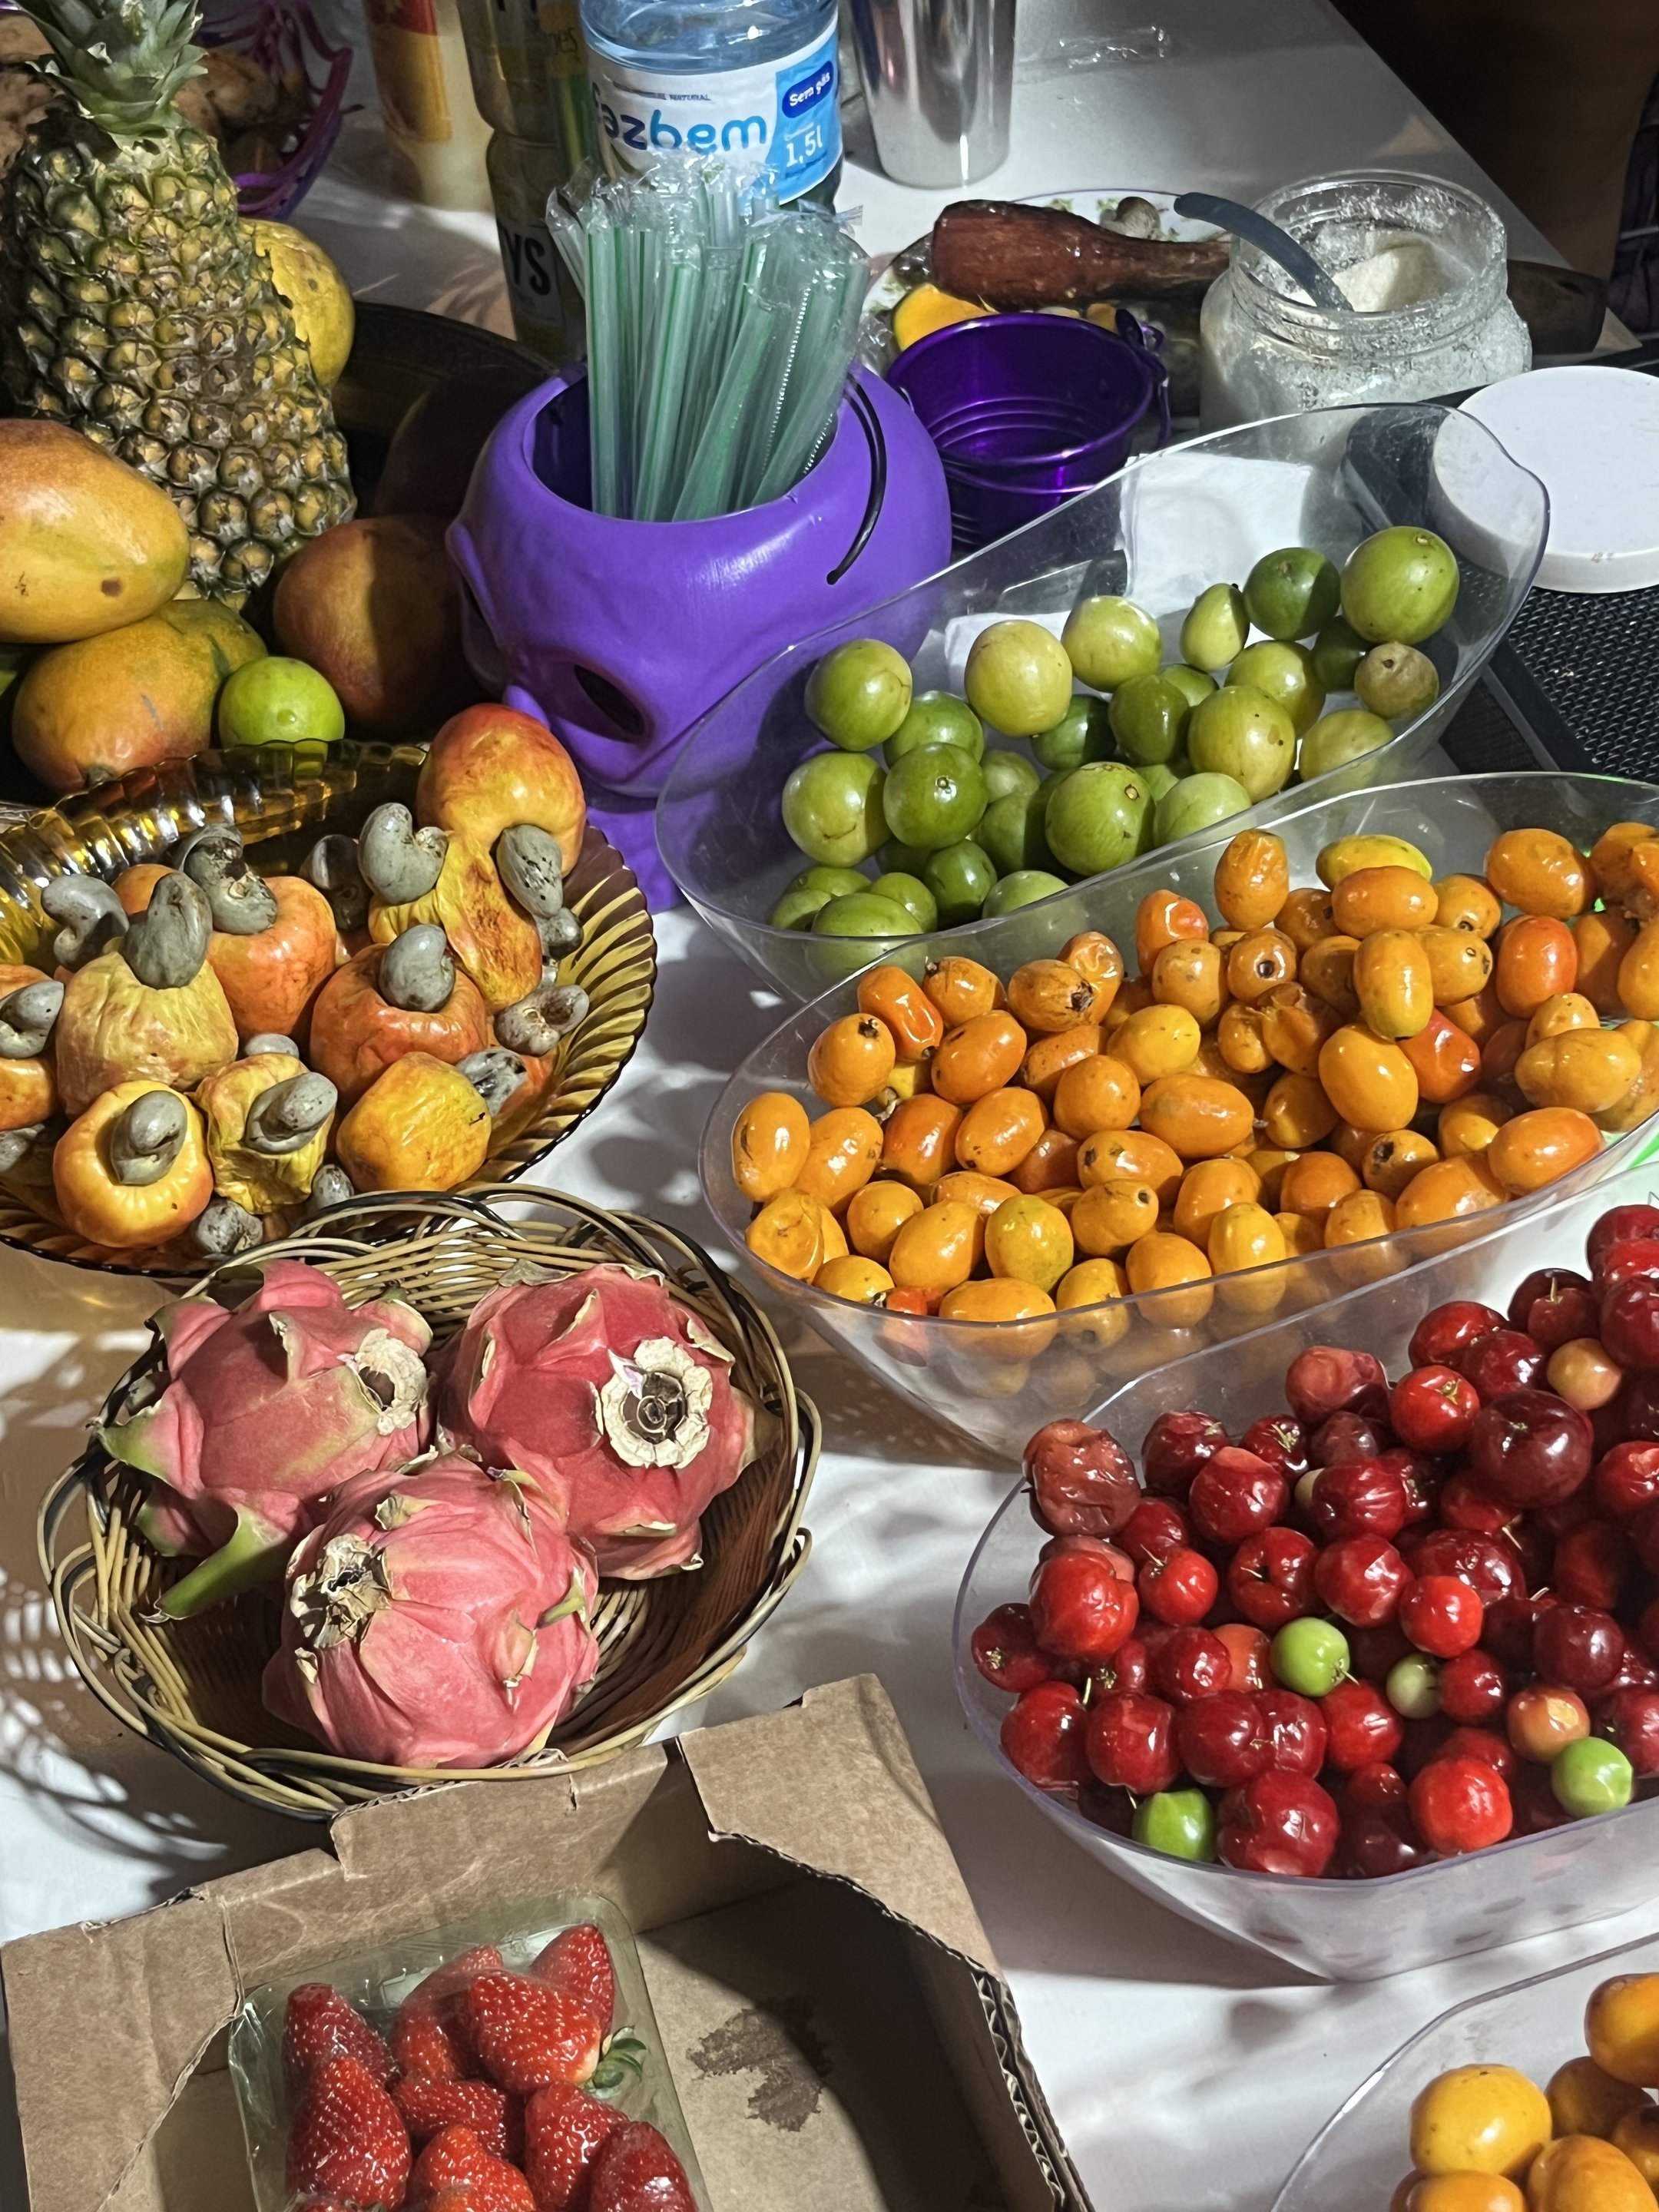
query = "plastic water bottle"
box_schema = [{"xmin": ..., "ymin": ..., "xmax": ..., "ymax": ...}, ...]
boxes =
[{"xmin": 578, "ymin": 0, "xmax": 842, "ymax": 208}]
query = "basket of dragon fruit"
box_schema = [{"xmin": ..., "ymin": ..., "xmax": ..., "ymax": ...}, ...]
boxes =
[{"xmin": 39, "ymin": 1184, "xmax": 818, "ymax": 1816}]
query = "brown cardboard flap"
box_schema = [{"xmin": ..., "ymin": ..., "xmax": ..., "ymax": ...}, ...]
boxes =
[{"xmin": 680, "ymin": 1677, "xmax": 998, "ymax": 1979}]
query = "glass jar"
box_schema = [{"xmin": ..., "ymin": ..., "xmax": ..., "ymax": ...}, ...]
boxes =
[{"xmin": 1200, "ymin": 171, "xmax": 1532, "ymax": 430}]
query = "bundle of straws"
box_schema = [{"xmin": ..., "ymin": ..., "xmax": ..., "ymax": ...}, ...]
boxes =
[{"xmin": 548, "ymin": 162, "xmax": 869, "ymax": 523}]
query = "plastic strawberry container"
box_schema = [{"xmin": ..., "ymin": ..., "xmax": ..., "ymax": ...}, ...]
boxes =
[
  {"xmin": 953, "ymin": 1157, "xmax": 1659, "ymax": 1985},
  {"xmin": 228, "ymin": 1889, "xmax": 707, "ymax": 2210}
]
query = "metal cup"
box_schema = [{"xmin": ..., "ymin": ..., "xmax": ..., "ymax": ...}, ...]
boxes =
[{"xmin": 845, "ymin": 0, "xmax": 1014, "ymax": 188}]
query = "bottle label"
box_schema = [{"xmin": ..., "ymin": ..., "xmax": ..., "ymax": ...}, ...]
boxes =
[{"xmin": 587, "ymin": 24, "xmax": 839, "ymax": 201}]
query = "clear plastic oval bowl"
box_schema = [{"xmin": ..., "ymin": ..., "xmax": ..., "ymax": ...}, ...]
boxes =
[
  {"xmin": 954, "ymin": 1155, "xmax": 1659, "ymax": 1988},
  {"xmin": 700, "ymin": 769, "xmax": 1659, "ymax": 1466},
  {"xmin": 1271, "ymin": 1926, "xmax": 1659, "ymax": 2207},
  {"xmin": 658, "ymin": 400, "xmax": 1548, "ymax": 1001}
]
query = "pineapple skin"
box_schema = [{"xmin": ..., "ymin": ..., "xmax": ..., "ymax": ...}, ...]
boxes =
[{"xmin": 0, "ymin": 111, "xmax": 355, "ymax": 605}]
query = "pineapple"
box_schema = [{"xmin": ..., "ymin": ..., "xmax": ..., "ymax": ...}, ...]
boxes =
[{"xmin": 0, "ymin": 0, "xmax": 353, "ymax": 604}]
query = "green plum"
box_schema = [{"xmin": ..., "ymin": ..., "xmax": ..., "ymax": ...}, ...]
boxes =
[
  {"xmin": 982, "ymin": 748, "xmax": 1041, "ymax": 803},
  {"xmin": 768, "ymin": 885, "xmax": 833, "ymax": 931},
  {"xmin": 1297, "ymin": 709, "xmax": 1394, "ymax": 780},
  {"xmin": 1141, "ymin": 762, "xmax": 1181, "ymax": 805},
  {"xmin": 923, "ymin": 839, "xmax": 997, "ymax": 925},
  {"xmin": 791, "ymin": 863, "xmax": 871, "ymax": 897},
  {"xmin": 884, "ymin": 690, "xmax": 984, "ymax": 764},
  {"xmin": 782, "ymin": 752, "xmax": 887, "ymax": 867},
  {"xmin": 1161, "ymin": 662, "xmax": 1216, "ymax": 712},
  {"xmin": 1386, "ymin": 1654, "xmax": 1442, "ymax": 1720},
  {"xmin": 1152, "ymin": 771, "xmax": 1251, "ymax": 846},
  {"xmin": 805, "ymin": 638, "xmax": 912, "ymax": 750},
  {"xmin": 811, "ymin": 891, "xmax": 917, "ymax": 939},
  {"xmin": 1354, "ymin": 641, "xmax": 1441, "ymax": 720},
  {"xmin": 1310, "ymin": 615, "xmax": 1368, "ymax": 692},
  {"xmin": 1132, "ymin": 1788, "xmax": 1217, "ymax": 1862},
  {"xmin": 1340, "ymin": 525, "xmax": 1460, "ymax": 644},
  {"xmin": 978, "ymin": 786, "xmax": 1055, "ymax": 876},
  {"xmin": 882, "ymin": 741, "xmax": 987, "ymax": 850},
  {"xmin": 1179, "ymin": 581, "xmax": 1249, "ymax": 671},
  {"xmin": 1243, "ymin": 545, "xmax": 1341, "ymax": 641},
  {"xmin": 1227, "ymin": 641, "xmax": 1326, "ymax": 736},
  {"xmin": 1032, "ymin": 694, "xmax": 1113, "ymax": 772},
  {"xmin": 1108, "ymin": 671, "xmax": 1192, "ymax": 764},
  {"xmin": 1044, "ymin": 762, "xmax": 1152, "ymax": 876},
  {"xmin": 876, "ymin": 836, "xmax": 933, "ymax": 876},
  {"xmin": 1061, "ymin": 593, "xmax": 1161, "ymax": 691},
  {"xmin": 1187, "ymin": 684, "xmax": 1296, "ymax": 800},
  {"xmin": 1551, "ymin": 1737, "xmax": 1634, "ymax": 1816},
  {"xmin": 965, "ymin": 619, "xmax": 1074, "ymax": 736},
  {"xmin": 1271, "ymin": 1617, "xmax": 1349, "ymax": 1697},
  {"xmin": 869, "ymin": 871, "xmax": 939, "ymax": 930},
  {"xmin": 984, "ymin": 869, "xmax": 1068, "ymax": 916}
]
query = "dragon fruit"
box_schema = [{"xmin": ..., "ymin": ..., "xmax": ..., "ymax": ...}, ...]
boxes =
[
  {"xmin": 435, "ymin": 1265, "xmax": 758, "ymax": 1578},
  {"xmin": 103, "ymin": 1258, "xmax": 432, "ymax": 1617},
  {"xmin": 261, "ymin": 1451, "xmax": 600, "ymax": 1768}
]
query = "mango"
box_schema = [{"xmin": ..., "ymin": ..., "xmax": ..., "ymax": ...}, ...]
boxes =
[
  {"xmin": 0, "ymin": 420, "xmax": 189, "ymax": 644},
  {"xmin": 1317, "ymin": 833, "xmax": 1435, "ymax": 888}
]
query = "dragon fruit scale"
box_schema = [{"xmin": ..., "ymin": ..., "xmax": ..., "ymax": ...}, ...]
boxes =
[
  {"xmin": 435, "ymin": 1264, "xmax": 758, "ymax": 1579},
  {"xmin": 262, "ymin": 1451, "xmax": 601, "ymax": 1768},
  {"xmin": 103, "ymin": 1258, "xmax": 432, "ymax": 1618}
]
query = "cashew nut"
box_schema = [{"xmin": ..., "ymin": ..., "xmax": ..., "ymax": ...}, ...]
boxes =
[
  {"xmin": 0, "ymin": 1122, "xmax": 45, "ymax": 1174},
  {"xmin": 379, "ymin": 923, "xmax": 454, "ymax": 1014},
  {"xmin": 123, "ymin": 871, "xmax": 213, "ymax": 990},
  {"xmin": 107, "ymin": 1089, "xmax": 187, "ymax": 1187},
  {"xmin": 495, "ymin": 824, "xmax": 566, "ymax": 919},
  {"xmin": 178, "ymin": 827, "xmax": 279, "ymax": 936},
  {"xmin": 244, "ymin": 1032, "xmax": 300, "ymax": 1058},
  {"xmin": 40, "ymin": 876, "xmax": 128, "ymax": 970},
  {"xmin": 359, "ymin": 804, "xmax": 447, "ymax": 904},
  {"xmin": 458, "ymin": 1047, "xmax": 528, "ymax": 1117},
  {"xmin": 192, "ymin": 1194, "xmax": 263, "ymax": 1259},
  {"xmin": 0, "ymin": 980, "xmax": 61, "ymax": 1059},
  {"xmin": 300, "ymin": 1163, "xmax": 356, "ymax": 1220},
  {"xmin": 495, "ymin": 979, "xmax": 590, "ymax": 1058},
  {"xmin": 243, "ymin": 1071, "xmax": 337, "ymax": 1154},
  {"xmin": 301, "ymin": 833, "xmax": 369, "ymax": 933},
  {"xmin": 537, "ymin": 907, "xmax": 583, "ymax": 958}
]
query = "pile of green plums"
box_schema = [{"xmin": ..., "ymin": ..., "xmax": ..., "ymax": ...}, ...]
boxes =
[{"xmin": 772, "ymin": 524, "xmax": 1459, "ymax": 942}]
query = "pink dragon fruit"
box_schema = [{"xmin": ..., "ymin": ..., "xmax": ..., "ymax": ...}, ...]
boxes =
[
  {"xmin": 435, "ymin": 1264, "xmax": 758, "ymax": 1578},
  {"xmin": 103, "ymin": 1258, "xmax": 432, "ymax": 1617},
  {"xmin": 261, "ymin": 1451, "xmax": 601, "ymax": 1768}
]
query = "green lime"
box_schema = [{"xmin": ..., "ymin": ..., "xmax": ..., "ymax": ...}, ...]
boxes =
[
  {"xmin": 965, "ymin": 620, "xmax": 1074, "ymax": 737},
  {"xmin": 869, "ymin": 870, "xmax": 938, "ymax": 930},
  {"xmin": 1187, "ymin": 684, "xmax": 1296, "ymax": 800},
  {"xmin": 1551, "ymin": 1737, "xmax": 1634, "ymax": 1817},
  {"xmin": 1032, "ymin": 695, "xmax": 1113, "ymax": 773},
  {"xmin": 1161, "ymin": 663, "xmax": 1217, "ymax": 712},
  {"xmin": 1298, "ymin": 709, "xmax": 1394, "ymax": 780},
  {"xmin": 1310, "ymin": 616, "xmax": 1368, "ymax": 692},
  {"xmin": 782, "ymin": 751, "xmax": 888, "ymax": 867},
  {"xmin": 1132, "ymin": 1787, "xmax": 1217, "ymax": 1862},
  {"xmin": 1227, "ymin": 641, "xmax": 1326, "ymax": 736},
  {"xmin": 876, "ymin": 836, "xmax": 932, "ymax": 876},
  {"xmin": 1340, "ymin": 526, "xmax": 1460, "ymax": 644},
  {"xmin": 1108, "ymin": 671, "xmax": 1191, "ymax": 764},
  {"xmin": 1179, "ymin": 581, "xmax": 1249, "ymax": 671},
  {"xmin": 884, "ymin": 689, "xmax": 984, "ymax": 764},
  {"xmin": 217, "ymin": 654, "xmax": 346, "ymax": 748},
  {"xmin": 881, "ymin": 741, "xmax": 986, "ymax": 850},
  {"xmin": 1243, "ymin": 545, "xmax": 1340, "ymax": 641},
  {"xmin": 983, "ymin": 869, "xmax": 1068, "ymax": 916},
  {"xmin": 923, "ymin": 839, "xmax": 996, "ymax": 925},
  {"xmin": 811, "ymin": 890, "xmax": 917, "ymax": 939},
  {"xmin": 1044, "ymin": 762, "xmax": 1152, "ymax": 876},
  {"xmin": 768, "ymin": 886, "xmax": 833, "ymax": 931},
  {"xmin": 804, "ymin": 638, "xmax": 912, "ymax": 750},
  {"xmin": 1354, "ymin": 642, "xmax": 1441, "ymax": 720},
  {"xmin": 978, "ymin": 786, "xmax": 1055, "ymax": 877},
  {"xmin": 791, "ymin": 863, "xmax": 870, "ymax": 897},
  {"xmin": 1271, "ymin": 1617, "xmax": 1349, "ymax": 1697},
  {"xmin": 982, "ymin": 748, "xmax": 1041, "ymax": 803},
  {"xmin": 1386, "ymin": 1654, "xmax": 1442, "ymax": 1719},
  {"xmin": 1152, "ymin": 771, "xmax": 1251, "ymax": 846},
  {"xmin": 1061, "ymin": 594, "xmax": 1161, "ymax": 691}
]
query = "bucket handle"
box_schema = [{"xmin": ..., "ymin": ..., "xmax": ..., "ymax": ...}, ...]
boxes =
[
  {"xmin": 826, "ymin": 376, "xmax": 888, "ymax": 587},
  {"xmin": 1118, "ymin": 310, "xmax": 1173, "ymax": 450}
]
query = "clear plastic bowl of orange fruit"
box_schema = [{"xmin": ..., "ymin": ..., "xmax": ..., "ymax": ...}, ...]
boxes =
[{"xmin": 700, "ymin": 771, "xmax": 1659, "ymax": 1461}]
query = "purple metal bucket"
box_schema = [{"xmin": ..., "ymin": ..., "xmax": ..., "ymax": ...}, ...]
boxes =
[
  {"xmin": 886, "ymin": 312, "xmax": 1171, "ymax": 554},
  {"xmin": 448, "ymin": 367, "xmax": 952, "ymax": 907}
]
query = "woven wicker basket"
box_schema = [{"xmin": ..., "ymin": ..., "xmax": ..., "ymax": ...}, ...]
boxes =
[{"xmin": 41, "ymin": 1186, "xmax": 817, "ymax": 1818}]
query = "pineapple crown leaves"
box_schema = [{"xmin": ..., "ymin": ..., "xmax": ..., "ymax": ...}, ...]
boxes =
[{"xmin": 21, "ymin": 0, "xmax": 205, "ymax": 139}]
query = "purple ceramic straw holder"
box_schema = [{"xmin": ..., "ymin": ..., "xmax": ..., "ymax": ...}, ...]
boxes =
[{"xmin": 448, "ymin": 368, "xmax": 951, "ymax": 908}]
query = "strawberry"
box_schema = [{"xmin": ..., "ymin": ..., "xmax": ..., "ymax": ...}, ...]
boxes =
[
  {"xmin": 530, "ymin": 1927, "xmax": 615, "ymax": 2037},
  {"xmin": 465, "ymin": 1974, "xmax": 602, "ymax": 2098},
  {"xmin": 395, "ymin": 2073, "xmax": 522, "ymax": 2164},
  {"xmin": 283, "ymin": 1982, "xmax": 395, "ymax": 2090},
  {"xmin": 408, "ymin": 2124, "xmax": 535, "ymax": 2212},
  {"xmin": 588, "ymin": 2124, "xmax": 694, "ymax": 2212},
  {"xmin": 522, "ymin": 2081, "xmax": 623, "ymax": 2212},
  {"xmin": 392, "ymin": 1946, "xmax": 505, "ymax": 2081},
  {"xmin": 286, "ymin": 2055, "xmax": 412, "ymax": 2210}
]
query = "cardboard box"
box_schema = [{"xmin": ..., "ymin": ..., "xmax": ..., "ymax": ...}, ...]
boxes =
[{"xmin": 3, "ymin": 1677, "xmax": 1092, "ymax": 2212}]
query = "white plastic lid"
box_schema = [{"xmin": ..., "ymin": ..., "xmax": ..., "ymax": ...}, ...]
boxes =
[{"xmin": 1461, "ymin": 366, "xmax": 1659, "ymax": 593}]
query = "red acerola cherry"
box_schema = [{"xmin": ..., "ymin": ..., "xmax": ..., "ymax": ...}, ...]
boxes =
[
  {"xmin": 1399, "ymin": 1575, "xmax": 1485, "ymax": 1660},
  {"xmin": 1409, "ymin": 1300, "xmax": 1506, "ymax": 1369},
  {"xmin": 1036, "ymin": 1532, "xmax": 1134, "ymax": 1578},
  {"xmin": 1141, "ymin": 1410, "xmax": 1227, "ymax": 1498},
  {"xmin": 972, "ymin": 1604, "xmax": 1054, "ymax": 1693},
  {"xmin": 1404, "ymin": 1528, "xmax": 1525, "ymax": 1609},
  {"xmin": 1593, "ymin": 1442, "xmax": 1659, "ymax": 1518},
  {"xmin": 1633, "ymin": 1505, "xmax": 1659, "ymax": 1576},
  {"xmin": 1227, "ymin": 1526, "xmax": 1317, "ymax": 1631},
  {"xmin": 1640, "ymin": 1598, "xmax": 1659, "ymax": 1665},
  {"xmin": 1532, "ymin": 1604, "xmax": 1625, "ymax": 1697},
  {"xmin": 1344, "ymin": 1761, "xmax": 1407, "ymax": 1812},
  {"xmin": 1177, "ymin": 1690, "xmax": 1270, "ymax": 1789},
  {"xmin": 1456, "ymin": 1330, "xmax": 1546, "ymax": 1401},
  {"xmin": 1336, "ymin": 1805, "xmax": 1429, "ymax": 1879},
  {"xmin": 1409, "ymin": 1753, "xmax": 1512, "ymax": 1856},
  {"xmin": 1320, "ymin": 1679, "xmax": 1405, "ymax": 1770},
  {"xmin": 1313, "ymin": 1536, "xmax": 1412, "ymax": 1627},
  {"xmin": 1510, "ymin": 1272, "xmax": 1599, "ymax": 1351},
  {"xmin": 1308, "ymin": 1458, "xmax": 1410, "ymax": 1544},
  {"xmin": 1380, "ymin": 1447, "xmax": 1439, "ymax": 1527},
  {"xmin": 1346, "ymin": 1618, "xmax": 1414, "ymax": 1684},
  {"xmin": 1136, "ymin": 1545, "xmax": 1220, "ymax": 1628},
  {"xmin": 1217, "ymin": 1770, "xmax": 1339, "ymax": 1876},
  {"xmin": 1511, "ymin": 1761, "xmax": 1573, "ymax": 1836},
  {"xmin": 1437, "ymin": 1650, "xmax": 1508, "ymax": 1726},
  {"xmin": 1597, "ymin": 1688, "xmax": 1659, "ymax": 1778},
  {"xmin": 1482, "ymin": 1591, "xmax": 1558, "ymax": 1669},
  {"xmin": 1308, "ymin": 1410, "xmax": 1389, "ymax": 1468},
  {"xmin": 1188, "ymin": 1446, "xmax": 1288, "ymax": 1547},
  {"xmin": 1600, "ymin": 1280, "xmax": 1659, "ymax": 1374},
  {"xmin": 1076, "ymin": 1777, "xmax": 1135, "ymax": 1834},
  {"xmin": 1389, "ymin": 1366, "xmax": 1481, "ymax": 1455},
  {"xmin": 1084, "ymin": 1639, "xmax": 1149, "ymax": 1700},
  {"xmin": 1025, "ymin": 1419, "xmax": 1141, "ymax": 1538},
  {"xmin": 1120, "ymin": 1498, "xmax": 1190, "ymax": 1565},
  {"xmin": 1589, "ymin": 1204, "xmax": 1659, "ymax": 1269},
  {"xmin": 1000, "ymin": 1681, "xmax": 1090, "ymax": 1790},
  {"xmin": 1028, "ymin": 1551, "xmax": 1141, "ymax": 1661},
  {"xmin": 1595, "ymin": 1242, "xmax": 1659, "ymax": 1293},
  {"xmin": 1153, "ymin": 1625, "xmax": 1232, "ymax": 1704},
  {"xmin": 1239, "ymin": 1412, "xmax": 1307, "ymax": 1475},
  {"xmin": 1255, "ymin": 1687, "xmax": 1328, "ymax": 1775},
  {"xmin": 1551, "ymin": 1518, "xmax": 1631, "ymax": 1611},
  {"xmin": 1285, "ymin": 1346, "xmax": 1386, "ymax": 1426},
  {"xmin": 1438, "ymin": 1473, "xmax": 1516, "ymax": 1537},
  {"xmin": 1435, "ymin": 1725, "xmax": 1518, "ymax": 1783},
  {"xmin": 1215, "ymin": 1621, "xmax": 1273, "ymax": 1692},
  {"xmin": 1084, "ymin": 1690, "xmax": 1180, "ymax": 1796},
  {"xmin": 1466, "ymin": 1389, "xmax": 1594, "ymax": 1509}
]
